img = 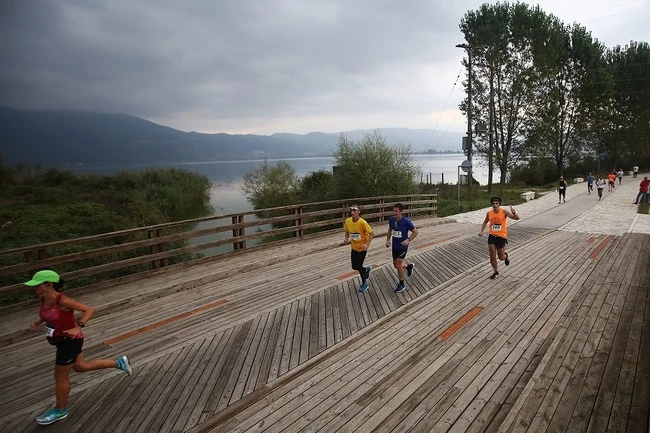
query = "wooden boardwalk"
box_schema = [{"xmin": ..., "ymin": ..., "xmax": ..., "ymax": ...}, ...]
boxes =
[{"xmin": 0, "ymin": 217, "xmax": 648, "ymax": 432}]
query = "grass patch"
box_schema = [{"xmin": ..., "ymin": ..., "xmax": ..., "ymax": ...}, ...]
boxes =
[{"xmin": 420, "ymin": 181, "xmax": 553, "ymax": 217}]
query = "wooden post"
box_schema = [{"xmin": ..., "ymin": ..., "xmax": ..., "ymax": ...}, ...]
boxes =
[
  {"xmin": 378, "ymin": 198, "xmax": 386, "ymax": 222},
  {"xmin": 156, "ymin": 228, "xmax": 168, "ymax": 267},
  {"xmin": 148, "ymin": 229, "xmax": 161, "ymax": 269},
  {"xmin": 232, "ymin": 214, "xmax": 245, "ymax": 250},
  {"xmin": 294, "ymin": 206, "xmax": 304, "ymax": 238}
]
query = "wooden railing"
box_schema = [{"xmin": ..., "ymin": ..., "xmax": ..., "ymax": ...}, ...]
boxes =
[{"xmin": 0, "ymin": 194, "xmax": 436, "ymax": 298}]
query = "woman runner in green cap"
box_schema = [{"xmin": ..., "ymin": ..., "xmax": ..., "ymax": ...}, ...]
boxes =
[{"xmin": 25, "ymin": 269, "xmax": 133, "ymax": 425}]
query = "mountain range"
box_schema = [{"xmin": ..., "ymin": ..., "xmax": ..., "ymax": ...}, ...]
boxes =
[{"xmin": 0, "ymin": 106, "xmax": 464, "ymax": 168}]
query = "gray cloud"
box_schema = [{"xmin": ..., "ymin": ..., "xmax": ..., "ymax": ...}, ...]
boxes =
[{"xmin": 1, "ymin": 0, "xmax": 647, "ymax": 134}]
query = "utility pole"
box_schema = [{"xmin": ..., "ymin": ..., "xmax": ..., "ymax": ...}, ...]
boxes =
[
  {"xmin": 456, "ymin": 43, "xmax": 474, "ymax": 193},
  {"xmin": 488, "ymin": 64, "xmax": 494, "ymax": 193}
]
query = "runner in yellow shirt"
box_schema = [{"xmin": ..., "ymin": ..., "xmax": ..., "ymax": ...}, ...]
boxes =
[{"xmin": 344, "ymin": 205, "xmax": 374, "ymax": 292}]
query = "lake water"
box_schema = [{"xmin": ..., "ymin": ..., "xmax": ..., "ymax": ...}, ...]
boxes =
[{"xmin": 72, "ymin": 153, "xmax": 496, "ymax": 214}]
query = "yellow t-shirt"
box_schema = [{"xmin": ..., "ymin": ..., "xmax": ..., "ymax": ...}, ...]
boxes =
[{"xmin": 344, "ymin": 217, "xmax": 373, "ymax": 252}]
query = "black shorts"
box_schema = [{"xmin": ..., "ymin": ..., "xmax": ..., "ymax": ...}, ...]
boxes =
[
  {"xmin": 55, "ymin": 338, "xmax": 84, "ymax": 366},
  {"xmin": 350, "ymin": 249, "xmax": 368, "ymax": 271},
  {"xmin": 392, "ymin": 248, "xmax": 408, "ymax": 260},
  {"xmin": 488, "ymin": 234, "xmax": 507, "ymax": 249}
]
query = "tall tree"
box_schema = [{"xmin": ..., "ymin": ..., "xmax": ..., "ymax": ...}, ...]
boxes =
[
  {"xmin": 526, "ymin": 21, "xmax": 607, "ymax": 176},
  {"xmin": 459, "ymin": 3, "xmax": 546, "ymax": 185},
  {"xmin": 603, "ymin": 41, "xmax": 650, "ymax": 169}
]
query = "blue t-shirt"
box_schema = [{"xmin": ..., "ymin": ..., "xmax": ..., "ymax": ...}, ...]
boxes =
[
  {"xmin": 587, "ymin": 175, "xmax": 594, "ymax": 185},
  {"xmin": 389, "ymin": 216, "xmax": 415, "ymax": 250}
]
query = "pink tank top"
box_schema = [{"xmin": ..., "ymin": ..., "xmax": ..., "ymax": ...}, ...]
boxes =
[{"xmin": 39, "ymin": 294, "xmax": 83, "ymax": 339}]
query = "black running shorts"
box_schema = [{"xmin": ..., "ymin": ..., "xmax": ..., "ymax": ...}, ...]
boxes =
[
  {"xmin": 488, "ymin": 234, "xmax": 507, "ymax": 249},
  {"xmin": 55, "ymin": 338, "xmax": 84, "ymax": 366}
]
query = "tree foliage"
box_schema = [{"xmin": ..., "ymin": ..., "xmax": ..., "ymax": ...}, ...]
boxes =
[
  {"xmin": 460, "ymin": 2, "xmax": 649, "ymax": 183},
  {"xmin": 242, "ymin": 131, "xmax": 421, "ymax": 208},
  {"xmin": 0, "ymin": 165, "xmax": 213, "ymax": 249},
  {"xmin": 241, "ymin": 160, "xmax": 300, "ymax": 210},
  {"xmin": 332, "ymin": 130, "xmax": 419, "ymax": 198}
]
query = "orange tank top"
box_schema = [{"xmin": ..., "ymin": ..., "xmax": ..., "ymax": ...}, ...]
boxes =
[{"xmin": 488, "ymin": 208, "xmax": 508, "ymax": 238}]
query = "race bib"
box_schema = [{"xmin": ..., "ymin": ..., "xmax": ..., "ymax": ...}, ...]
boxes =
[
  {"xmin": 45, "ymin": 325, "xmax": 55, "ymax": 337},
  {"xmin": 392, "ymin": 230, "xmax": 403, "ymax": 238},
  {"xmin": 350, "ymin": 233, "xmax": 361, "ymax": 241},
  {"xmin": 491, "ymin": 224, "xmax": 502, "ymax": 232},
  {"xmin": 559, "ymin": 186, "xmax": 564, "ymax": 190}
]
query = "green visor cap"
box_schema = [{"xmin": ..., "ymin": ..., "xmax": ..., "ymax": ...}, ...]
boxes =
[{"xmin": 24, "ymin": 270, "xmax": 60, "ymax": 286}]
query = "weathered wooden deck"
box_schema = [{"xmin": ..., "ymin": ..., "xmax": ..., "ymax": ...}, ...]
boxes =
[{"xmin": 1, "ymin": 217, "xmax": 648, "ymax": 433}]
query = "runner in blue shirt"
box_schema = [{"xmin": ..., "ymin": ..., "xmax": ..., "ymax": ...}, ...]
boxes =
[{"xmin": 385, "ymin": 203, "xmax": 418, "ymax": 293}]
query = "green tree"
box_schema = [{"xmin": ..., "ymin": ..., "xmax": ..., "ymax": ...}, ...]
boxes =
[
  {"xmin": 241, "ymin": 160, "xmax": 300, "ymax": 209},
  {"xmin": 299, "ymin": 170, "xmax": 333, "ymax": 203},
  {"xmin": 526, "ymin": 21, "xmax": 607, "ymax": 176},
  {"xmin": 460, "ymin": 3, "xmax": 545, "ymax": 185},
  {"xmin": 332, "ymin": 130, "xmax": 419, "ymax": 198},
  {"xmin": 599, "ymin": 41, "xmax": 650, "ymax": 169}
]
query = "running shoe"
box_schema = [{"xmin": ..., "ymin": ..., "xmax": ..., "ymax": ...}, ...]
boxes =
[
  {"xmin": 116, "ymin": 355, "xmax": 132, "ymax": 376},
  {"xmin": 406, "ymin": 263, "xmax": 414, "ymax": 277},
  {"xmin": 359, "ymin": 283, "xmax": 368, "ymax": 293},
  {"xmin": 365, "ymin": 265, "xmax": 372, "ymax": 280},
  {"xmin": 490, "ymin": 272, "xmax": 499, "ymax": 280},
  {"xmin": 505, "ymin": 253, "xmax": 510, "ymax": 266},
  {"xmin": 395, "ymin": 282, "xmax": 405, "ymax": 293},
  {"xmin": 36, "ymin": 407, "xmax": 69, "ymax": 425}
]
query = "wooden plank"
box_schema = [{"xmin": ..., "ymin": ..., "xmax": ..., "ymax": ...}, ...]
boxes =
[
  {"xmin": 330, "ymin": 285, "xmax": 344, "ymax": 345},
  {"xmin": 229, "ymin": 314, "xmax": 267, "ymax": 403},
  {"xmin": 308, "ymin": 293, "xmax": 320, "ymax": 359},
  {"xmin": 318, "ymin": 289, "xmax": 327, "ymax": 353},
  {"xmin": 267, "ymin": 305, "xmax": 291, "ymax": 383},
  {"xmin": 627, "ymin": 237, "xmax": 650, "ymax": 433},
  {"xmin": 181, "ymin": 329, "xmax": 235, "ymax": 431},
  {"xmin": 324, "ymin": 287, "xmax": 335, "ymax": 348},
  {"xmin": 289, "ymin": 298, "xmax": 305, "ymax": 370},
  {"xmin": 341, "ymin": 281, "xmax": 360, "ymax": 335},
  {"xmin": 298, "ymin": 295, "xmax": 311, "ymax": 365},
  {"xmin": 278, "ymin": 301, "xmax": 298, "ymax": 377},
  {"xmin": 336, "ymin": 285, "xmax": 352, "ymax": 341},
  {"xmin": 201, "ymin": 321, "xmax": 253, "ymax": 416}
]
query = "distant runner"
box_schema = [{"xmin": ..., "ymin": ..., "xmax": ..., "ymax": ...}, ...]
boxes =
[
  {"xmin": 596, "ymin": 176, "xmax": 606, "ymax": 200},
  {"xmin": 587, "ymin": 172, "xmax": 594, "ymax": 195},
  {"xmin": 558, "ymin": 176, "xmax": 568, "ymax": 204}
]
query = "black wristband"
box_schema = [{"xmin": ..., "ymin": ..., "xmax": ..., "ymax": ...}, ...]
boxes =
[{"xmin": 76, "ymin": 320, "xmax": 85, "ymax": 328}]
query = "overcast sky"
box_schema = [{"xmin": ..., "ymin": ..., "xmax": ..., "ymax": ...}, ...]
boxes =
[{"xmin": 1, "ymin": 0, "xmax": 648, "ymax": 135}]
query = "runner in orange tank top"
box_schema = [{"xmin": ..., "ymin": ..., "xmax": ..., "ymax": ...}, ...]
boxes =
[{"xmin": 479, "ymin": 196, "xmax": 519, "ymax": 279}]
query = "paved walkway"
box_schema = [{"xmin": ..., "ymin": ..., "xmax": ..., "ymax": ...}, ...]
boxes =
[{"xmin": 449, "ymin": 173, "xmax": 650, "ymax": 235}]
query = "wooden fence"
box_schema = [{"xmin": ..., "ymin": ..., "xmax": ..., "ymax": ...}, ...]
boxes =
[{"xmin": 0, "ymin": 194, "xmax": 436, "ymax": 299}]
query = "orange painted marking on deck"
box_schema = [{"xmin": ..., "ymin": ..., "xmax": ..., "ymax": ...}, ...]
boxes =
[
  {"xmin": 336, "ymin": 271, "xmax": 359, "ymax": 280},
  {"xmin": 588, "ymin": 236, "xmax": 613, "ymax": 260},
  {"xmin": 336, "ymin": 264, "xmax": 375, "ymax": 280},
  {"xmin": 104, "ymin": 299, "xmax": 228, "ymax": 346},
  {"xmin": 438, "ymin": 306, "xmax": 484, "ymax": 341},
  {"xmin": 415, "ymin": 235, "xmax": 461, "ymax": 250},
  {"xmin": 586, "ymin": 237, "xmax": 596, "ymax": 244}
]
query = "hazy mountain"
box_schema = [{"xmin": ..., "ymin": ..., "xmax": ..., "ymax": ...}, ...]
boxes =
[{"xmin": 0, "ymin": 107, "xmax": 464, "ymax": 167}]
